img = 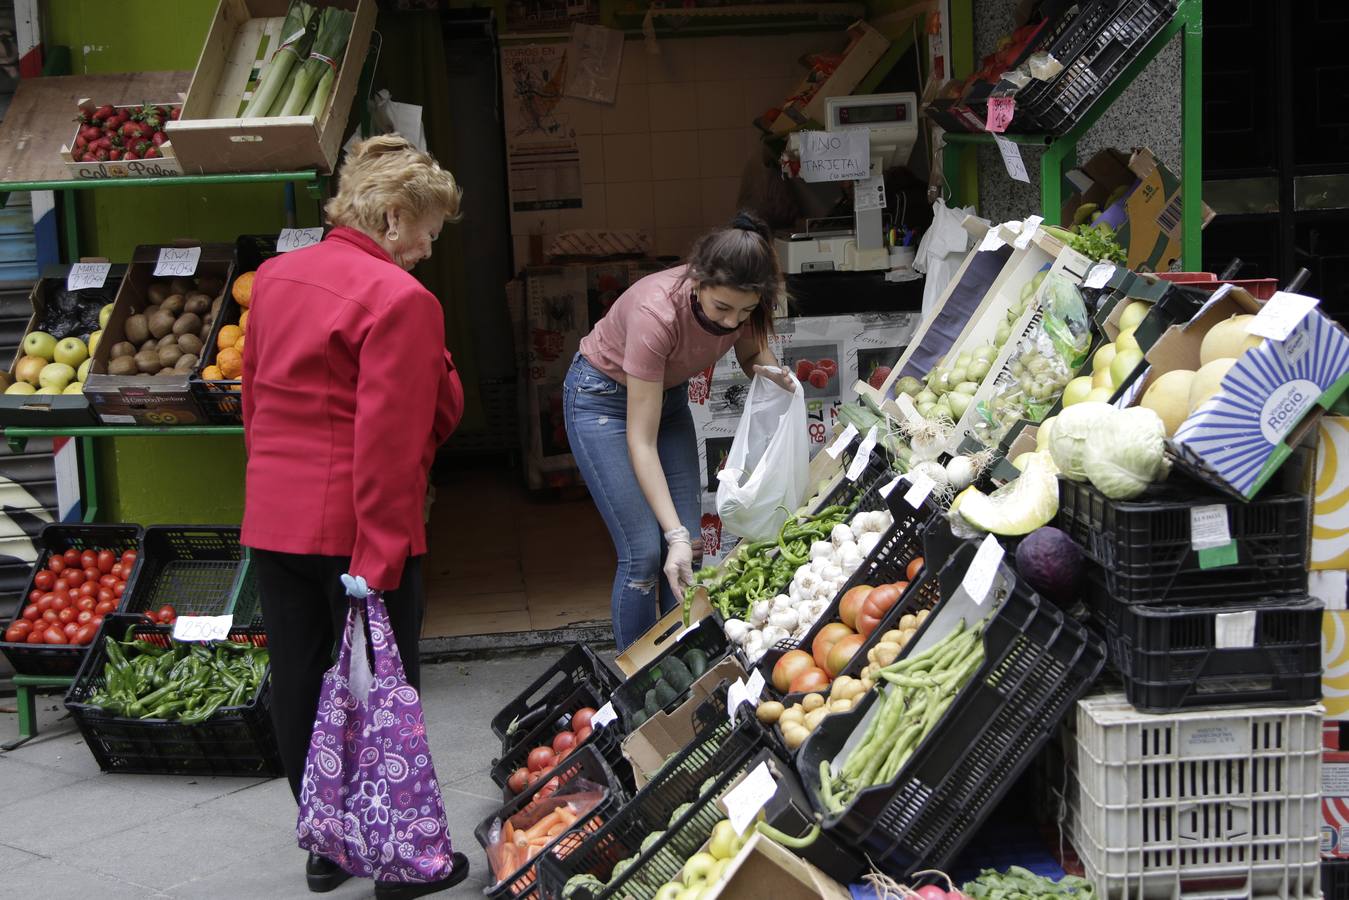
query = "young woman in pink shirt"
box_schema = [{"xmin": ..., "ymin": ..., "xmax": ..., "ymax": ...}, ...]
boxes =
[{"xmin": 566, "ymin": 212, "xmax": 792, "ymax": 649}]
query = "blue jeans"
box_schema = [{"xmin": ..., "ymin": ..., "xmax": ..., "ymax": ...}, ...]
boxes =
[{"xmin": 563, "ymin": 354, "xmax": 702, "ymax": 650}]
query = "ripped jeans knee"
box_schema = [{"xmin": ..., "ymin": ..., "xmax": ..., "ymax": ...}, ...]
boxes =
[{"xmin": 624, "ymin": 573, "xmax": 660, "ymax": 595}]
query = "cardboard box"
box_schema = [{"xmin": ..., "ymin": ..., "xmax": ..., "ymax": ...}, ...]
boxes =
[
  {"xmin": 0, "ymin": 263, "xmax": 128, "ymax": 427},
  {"xmin": 1325, "ymin": 721, "xmax": 1349, "ymax": 857},
  {"xmin": 767, "ymin": 22, "xmax": 890, "ymax": 135},
  {"xmin": 1315, "ymin": 417, "xmax": 1349, "ymax": 570},
  {"xmin": 84, "ymin": 243, "xmax": 235, "ymax": 426},
  {"xmin": 702, "ymin": 831, "xmax": 852, "ymax": 900},
  {"xmin": 1132, "ymin": 287, "xmax": 1349, "ymax": 499},
  {"xmin": 621, "ymin": 656, "xmax": 746, "ymax": 787},
  {"xmin": 59, "ymin": 99, "xmax": 183, "ymax": 179},
  {"xmin": 1062, "ymin": 147, "xmax": 1214, "ymax": 274},
  {"xmin": 166, "ymin": 0, "xmax": 375, "ymax": 174},
  {"xmin": 615, "ymin": 591, "xmax": 714, "ymax": 678}
]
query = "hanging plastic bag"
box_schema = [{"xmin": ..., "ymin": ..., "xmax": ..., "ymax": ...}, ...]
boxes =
[
  {"xmin": 914, "ymin": 198, "xmax": 981, "ymax": 316},
  {"xmin": 296, "ymin": 589, "xmax": 458, "ymax": 884},
  {"xmin": 715, "ymin": 372, "xmax": 810, "ymax": 541}
]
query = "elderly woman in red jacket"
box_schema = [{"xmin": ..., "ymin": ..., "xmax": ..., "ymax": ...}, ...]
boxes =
[{"xmin": 242, "ymin": 135, "xmax": 468, "ymax": 898}]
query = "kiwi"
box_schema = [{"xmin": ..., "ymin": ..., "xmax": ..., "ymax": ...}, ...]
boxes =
[
  {"xmin": 134, "ymin": 350, "xmax": 161, "ymax": 374},
  {"xmin": 111, "ymin": 341, "xmax": 136, "ymax": 359},
  {"xmin": 108, "ymin": 356, "xmax": 139, "ymax": 376},
  {"xmin": 177, "ymin": 334, "xmax": 203, "ymax": 357},
  {"xmin": 157, "ymin": 334, "xmax": 178, "ymax": 349},
  {"xmin": 175, "ymin": 353, "xmax": 199, "ymax": 373},
  {"xmin": 172, "ymin": 313, "xmax": 201, "ymax": 337},
  {"xmin": 146, "ymin": 282, "xmax": 172, "ymax": 304},
  {"xmin": 158, "ymin": 346, "xmax": 183, "ymax": 368},
  {"xmin": 148, "ymin": 309, "xmax": 176, "ymax": 339},
  {"xmin": 140, "ymin": 339, "xmax": 158, "ymax": 353},
  {"xmin": 169, "ymin": 277, "xmax": 195, "ymax": 295},
  {"xmin": 184, "ymin": 294, "xmax": 211, "ymax": 317},
  {"xmin": 124, "ymin": 313, "xmax": 150, "ymax": 344},
  {"xmin": 160, "ymin": 294, "xmax": 186, "ymax": 315}
]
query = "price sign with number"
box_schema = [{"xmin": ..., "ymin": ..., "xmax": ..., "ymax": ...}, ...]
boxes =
[
  {"xmin": 277, "ymin": 228, "xmax": 325, "ymax": 253},
  {"xmin": 154, "ymin": 246, "xmax": 201, "ymax": 277},
  {"xmin": 985, "ymin": 96, "xmax": 1015, "ymax": 133},
  {"xmin": 172, "ymin": 614, "xmax": 233, "ymax": 642},
  {"xmin": 67, "ymin": 262, "xmax": 111, "ymax": 292},
  {"xmin": 993, "ymin": 134, "xmax": 1030, "ymax": 183}
]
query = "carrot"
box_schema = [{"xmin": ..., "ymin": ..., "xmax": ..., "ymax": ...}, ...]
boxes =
[
  {"xmin": 546, "ymin": 823, "xmax": 565, "ymax": 837},
  {"xmin": 524, "ymin": 809, "xmax": 564, "ymax": 840},
  {"xmin": 503, "ymin": 821, "xmax": 516, "ymax": 846},
  {"xmin": 556, "ymin": 806, "xmax": 578, "ymax": 827}
]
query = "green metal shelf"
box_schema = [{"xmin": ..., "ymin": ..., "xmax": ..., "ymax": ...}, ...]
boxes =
[
  {"xmin": 0, "ymin": 169, "xmax": 328, "ymax": 207},
  {"xmin": 4, "ymin": 424, "xmax": 242, "ymax": 454}
]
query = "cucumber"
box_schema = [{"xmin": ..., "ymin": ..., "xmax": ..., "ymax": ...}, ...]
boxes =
[
  {"xmin": 653, "ymin": 680, "xmax": 678, "ymax": 708},
  {"xmin": 663, "ymin": 654, "xmax": 694, "ymax": 691},
  {"xmin": 682, "ymin": 648, "xmax": 708, "ymax": 678}
]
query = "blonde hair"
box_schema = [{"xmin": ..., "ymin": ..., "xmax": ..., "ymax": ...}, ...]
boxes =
[{"xmin": 325, "ymin": 135, "xmax": 463, "ymax": 234}]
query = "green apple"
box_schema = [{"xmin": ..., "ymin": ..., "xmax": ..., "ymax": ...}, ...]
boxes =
[
  {"xmin": 1086, "ymin": 386, "xmax": 1114, "ymax": 403},
  {"xmin": 1118, "ymin": 300, "xmax": 1151, "ymax": 333},
  {"xmin": 654, "ymin": 885, "xmax": 682, "ymax": 900},
  {"xmin": 1062, "ymin": 376, "xmax": 1093, "ymax": 407},
  {"xmin": 53, "ymin": 337, "xmax": 88, "ymax": 368},
  {"xmin": 677, "ymin": 886, "xmax": 706, "ymax": 900},
  {"xmin": 77, "ymin": 358, "xmax": 92, "ymax": 382},
  {"xmin": 1109, "ymin": 347, "xmax": 1145, "ymax": 387},
  {"xmin": 708, "ymin": 858, "xmax": 731, "ymax": 882},
  {"xmin": 14, "ymin": 355, "xmax": 46, "ymax": 386},
  {"xmin": 38, "ymin": 362, "xmax": 76, "ymax": 391},
  {"xmin": 88, "ymin": 330, "xmax": 103, "ymax": 358},
  {"xmin": 99, "ymin": 303, "xmax": 115, "ymax": 329},
  {"xmin": 682, "ymin": 852, "xmax": 717, "ymax": 886},
  {"xmin": 708, "ymin": 820, "xmax": 744, "ymax": 861},
  {"xmin": 1091, "ymin": 368, "xmax": 1112, "ymax": 390},
  {"xmin": 23, "ymin": 330, "xmax": 57, "ymax": 361},
  {"xmin": 1036, "ymin": 415, "xmax": 1056, "ymax": 452},
  {"xmin": 1114, "ymin": 328, "xmax": 1141, "ymax": 355},
  {"xmin": 1091, "ymin": 343, "xmax": 1117, "ymax": 375},
  {"xmin": 62, "ymin": 381, "xmax": 84, "ymax": 395},
  {"xmin": 4, "ymin": 381, "xmax": 35, "ymax": 395}
]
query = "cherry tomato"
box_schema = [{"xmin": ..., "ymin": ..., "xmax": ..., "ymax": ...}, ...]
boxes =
[
  {"xmin": 83, "ymin": 566, "xmax": 100, "ymax": 583},
  {"xmin": 76, "ymin": 596, "xmax": 96, "ymax": 613},
  {"xmin": 57, "ymin": 607, "xmax": 76, "ymax": 624},
  {"xmin": 64, "ymin": 569, "xmax": 85, "ymax": 588},
  {"xmin": 41, "ymin": 609, "xmax": 59, "ymax": 624},
  {"xmin": 26, "ymin": 628, "xmax": 46, "ymax": 644},
  {"xmin": 62, "ymin": 622, "xmax": 78, "ymax": 639},
  {"xmin": 97, "ymin": 550, "xmax": 115, "ymax": 574},
  {"xmin": 21, "ymin": 604, "xmax": 40, "ymax": 622},
  {"xmin": 34, "ymin": 570, "xmax": 54, "ymax": 591},
  {"xmin": 94, "ymin": 600, "xmax": 116, "ymax": 616},
  {"xmin": 28, "ymin": 589, "xmax": 43, "ymax": 604},
  {"xmin": 100, "ymin": 574, "xmax": 118, "ymax": 589},
  {"xmin": 5, "ymin": 621, "xmax": 32, "ymax": 642},
  {"xmin": 52, "ymin": 594, "xmax": 71, "ymax": 612},
  {"xmin": 47, "ymin": 557, "xmax": 65, "ymax": 575},
  {"xmin": 111, "ymin": 563, "xmax": 124, "ymax": 579},
  {"xmin": 62, "ymin": 549, "xmax": 80, "ymax": 567},
  {"xmin": 113, "ymin": 582, "xmax": 126, "ymax": 598},
  {"xmin": 74, "ymin": 623, "xmax": 98, "ymax": 645},
  {"xmin": 80, "ymin": 550, "xmax": 97, "ymax": 570}
]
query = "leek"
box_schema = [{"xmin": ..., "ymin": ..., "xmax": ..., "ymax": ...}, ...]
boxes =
[
  {"xmin": 278, "ymin": 7, "xmax": 354, "ymax": 117},
  {"xmin": 266, "ymin": 66, "xmax": 301, "ymax": 117},
  {"xmin": 241, "ymin": 1, "xmax": 317, "ymax": 117},
  {"xmin": 304, "ymin": 65, "xmax": 335, "ymax": 119}
]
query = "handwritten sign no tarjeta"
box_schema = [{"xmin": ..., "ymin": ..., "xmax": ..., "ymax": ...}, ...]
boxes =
[{"xmin": 799, "ymin": 130, "xmax": 870, "ymax": 183}]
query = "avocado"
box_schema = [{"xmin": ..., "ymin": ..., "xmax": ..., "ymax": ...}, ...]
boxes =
[
  {"xmin": 1014, "ymin": 525, "xmax": 1085, "ymax": 607},
  {"xmin": 682, "ymin": 648, "xmax": 708, "ymax": 678},
  {"xmin": 662, "ymin": 654, "xmax": 694, "ymax": 692}
]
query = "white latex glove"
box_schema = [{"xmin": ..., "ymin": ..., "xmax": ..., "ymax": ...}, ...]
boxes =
[
  {"xmin": 663, "ymin": 527, "xmax": 694, "ymax": 598},
  {"xmin": 340, "ymin": 573, "xmax": 370, "ymax": 599},
  {"xmin": 753, "ymin": 364, "xmax": 796, "ymax": 393}
]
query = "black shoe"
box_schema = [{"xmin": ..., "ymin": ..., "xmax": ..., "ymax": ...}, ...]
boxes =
[
  {"xmin": 306, "ymin": 852, "xmax": 353, "ymax": 893},
  {"xmin": 373, "ymin": 853, "xmax": 471, "ymax": 899}
]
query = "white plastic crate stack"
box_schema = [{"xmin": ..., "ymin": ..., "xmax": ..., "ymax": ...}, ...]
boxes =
[{"xmin": 1066, "ymin": 693, "xmax": 1323, "ymax": 899}]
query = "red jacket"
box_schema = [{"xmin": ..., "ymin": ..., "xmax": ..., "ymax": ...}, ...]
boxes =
[{"xmin": 241, "ymin": 227, "xmax": 464, "ymax": 590}]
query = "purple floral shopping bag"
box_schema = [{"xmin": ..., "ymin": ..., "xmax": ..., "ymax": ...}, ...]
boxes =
[{"xmin": 297, "ymin": 589, "xmax": 456, "ymax": 883}]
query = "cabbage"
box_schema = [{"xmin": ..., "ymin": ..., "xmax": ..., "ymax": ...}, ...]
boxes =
[
  {"xmin": 1047, "ymin": 402, "xmax": 1116, "ymax": 481},
  {"xmin": 1082, "ymin": 407, "xmax": 1171, "ymax": 499}
]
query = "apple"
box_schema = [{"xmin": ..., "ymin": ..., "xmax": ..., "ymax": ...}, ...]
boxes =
[
  {"xmin": 1085, "ymin": 386, "xmax": 1114, "ymax": 403},
  {"xmin": 35, "ymin": 386, "xmax": 62, "ymax": 395},
  {"xmin": 1118, "ymin": 300, "xmax": 1151, "ymax": 333},
  {"xmin": 23, "ymin": 330, "xmax": 57, "ymax": 361},
  {"xmin": 53, "ymin": 337, "xmax": 88, "ymax": 368},
  {"xmin": 681, "ymin": 852, "xmax": 717, "ymax": 886},
  {"xmin": 14, "ymin": 355, "xmax": 46, "ymax": 386},
  {"xmin": 87, "ymin": 330, "xmax": 102, "ymax": 358},
  {"xmin": 38, "ymin": 362, "xmax": 75, "ymax": 391},
  {"xmin": 1114, "ymin": 328, "xmax": 1141, "ymax": 355},
  {"xmin": 5, "ymin": 382, "xmax": 35, "ymax": 395},
  {"xmin": 77, "ymin": 358, "xmax": 92, "ymax": 382},
  {"xmin": 1109, "ymin": 347, "xmax": 1144, "ymax": 388},
  {"xmin": 62, "ymin": 382, "xmax": 84, "ymax": 395},
  {"xmin": 1062, "ymin": 375, "xmax": 1093, "ymax": 407},
  {"xmin": 99, "ymin": 303, "xmax": 114, "ymax": 329}
]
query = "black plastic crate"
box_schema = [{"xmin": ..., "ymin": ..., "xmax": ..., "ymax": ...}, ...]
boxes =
[
  {"xmin": 190, "ymin": 234, "xmax": 274, "ymax": 425},
  {"xmin": 492, "ymin": 643, "xmax": 621, "ymax": 750},
  {"xmin": 0, "ymin": 524, "xmax": 143, "ymax": 677},
  {"xmin": 490, "ymin": 681, "xmax": 632, "ymax": 800},
  {"xmin": 798, "ymin": 542, "xmax": 1107, "ymax": 879},
  {"xmin": 536, "ymin": 694, "xmax": 770, "ymax": 900},
  {"xmin": 64, "ymin": 614, "xmax": 283, "ymax": 776},
  {"xmin": 611, "ymin": 615, "xmax": 729, "ymax": 730},
  {"xmin": 475, "ymin": 744, "xmax": 621, "ymax": 900},
  {"xmin": 1325, "ymin": 859, "xmax": 1349, "ymax": 900},
  {"xmin": 121, "ymin": 525, "xmax": 252, "ymax": 620},
  {"xmin": 1087, "ymin": 577, "xmax": 1323, "ymax": 712},
  {"xmin": 1055, "ymin": 476, "xmax": 1308, "ymax": 606}
]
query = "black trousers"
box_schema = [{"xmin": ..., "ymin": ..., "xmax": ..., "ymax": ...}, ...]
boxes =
[{"xmin": 254, "ymin": 550, "xmax": 426, "ymax": 801}]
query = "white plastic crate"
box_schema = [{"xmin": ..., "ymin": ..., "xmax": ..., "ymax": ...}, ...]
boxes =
[{"xmin": 1067, "ymin": 693, "xmax": 1322, "ymax": 899}]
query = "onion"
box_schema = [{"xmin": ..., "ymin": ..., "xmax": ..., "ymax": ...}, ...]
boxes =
[{"xmin": 945, "ymin": 455, "xmax": 976, "ymax": 490}]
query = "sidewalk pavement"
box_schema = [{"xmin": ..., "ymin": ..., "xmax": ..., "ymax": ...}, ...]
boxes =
[{"xmin": 0, "ymin": 649, "xmax": 565, "ymax": 899}]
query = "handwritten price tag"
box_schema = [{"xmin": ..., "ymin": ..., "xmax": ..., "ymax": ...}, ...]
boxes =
[
  {"xmin": 154, "ymin": 246, "xmax": 201, "ymax": 277},
  {"xmin": 879, "ymin": 474, "xmax": 903, "ymax": 498},
  {"xmin": 825, "ymin": 423, "xmax": 859, "ymax": 459},
  {"xmin": 67, "ymin": 262, "xmax": 111, "ymax": 291},
  {"xmin": 1247, "ymin": 290, "xmax": 1319, "ymax": 341},
  {"xmin": 1190, "ymin": 505, "xmax": 1231, "ymax": 550},
  {"xmin": 591, "ymin": 702, "xmax": 617, "ymax": 729},
  {"xmin": 277, "ymin": 227, "xmax": 324, "ymax": 253},
  {"xmin": 727, "ymin": 678, "xmax": 750, "ymax": 724},
  {"xmin": 745, "ymin": 668, "xmax": 765, "ymax": 700},
  {"xmin": 172, "ymin": 614, "xmax": 233, "ymax": 642},
  {"xmin": 985, "ymin": 96, "xmax": 1015, "ymax": 133},
  {"xmin": 847, "ymin": 426, "xmax": 880, "ymax": 480},
  {"xmin": 994, "ymin": 134, "xmax": 1030, "ymax": 183},
  {"xmin": 904, "ymin": 469, "xmax": 936, "ymax": 509},
  {"xmin": 1013, "ymin": 215, "xmax": 1043, "ymax": 249},
  {"xmin": 962, "ymin": 533, "xmax": 1005, "ymax": 606},
  {"xmin": 725, "ymin": 762, "xmax": 778, "ymax": 835}
]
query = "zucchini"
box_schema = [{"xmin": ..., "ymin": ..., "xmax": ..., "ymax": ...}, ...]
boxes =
[{"xmin": 682, "ymin": 648, "xmax": 708, "ymax": 678}]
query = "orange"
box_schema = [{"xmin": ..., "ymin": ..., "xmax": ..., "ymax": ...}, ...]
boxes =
[
  {"xmin": 217, "ymin": 324, "xmax": 243, "ymax": 350},
  {"xmin": 239, "ymin": 310, "xmax": 249, "ymax": 332},
  {"xmin": 232, "ymin": 271, "xmax": 255, "ymax": 308},
  {"xmin": 233, "ymin": 334, "xmax": 245, "ymax": 353},
  {"xmin": 202, "ymin": 365, "xmax": 224, "ymax": 381},
  {"xmin": 218, "ymin": 347, "xmax": 243, "ymax": 379}
]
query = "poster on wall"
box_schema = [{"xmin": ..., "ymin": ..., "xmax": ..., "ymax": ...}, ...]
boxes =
[
  {"xmin": 505, "ymin": 0, "xmax": 598, "ymax": 35},
  {"xmin": 501, "ymin": 44, "xmax": 583, "ymax": 212}
]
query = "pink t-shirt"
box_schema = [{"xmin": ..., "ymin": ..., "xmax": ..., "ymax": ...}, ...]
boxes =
[{"xmin": 579, "ymin": 265, "xmax": 743, "ymax": 388}]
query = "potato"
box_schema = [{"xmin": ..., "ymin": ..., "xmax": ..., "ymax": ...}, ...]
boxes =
[
  {"xmin": 779, "ymin": 706, "xmax": 805, "ymax": 728},
  {"xmin": 158, "ymin": 346, "xmax": 183, "ymax": 368},
  {"xmin": 874, "ymin": 642, "xmax": 900, "ymax": 667},
  {"xmin": 176, "ymin": 334, "xmax": 203, "ymax": 357},
  {"xmin": 146, "ymin": 282, "xmax": 172, "ymax": 304},
  {"xmin": 174, "ymin": 353, "xmax": 198, "ymax": 373},
  {"xmin": 861, "ymin": 676, "xmax": 875, "ymax": 692},
  {"xmin": 110, "ymin": 341, "xmax": 136, "ymax": 359},
  {"xmin": 899, "ymin": 628, "xmax": 916, "ymax": 644},
  {"xmin": 134, "ymin": 350, "xmax": 161, "ymax": 374},
  {"xmin": 169, "ymin": 277, "xmax": 195, "ymax": 295},
  {"xmin": 881, "ymin": 629, "xmax": 904, "ymax": 645},
  {"xmin": 899, "ymin": 614, "xmax": 918, "ymax": 630},
  {"xmin": 916, "ymin": 609, "xmax": 930, "ymax": 622},
  {"xmin": 829, "ymin": 698, "xmax": 853, "ymax": 713},
  {"xmin": 124, "ymin": 313, "xmax": 150, "ymax": 344},
  {"xmin": 830, "ymin": 676, "xmax": 852, "ymax": 698},
  {"xmin": 803, "ymin": 707, "xmax": 828, "ymax": 731},
  {"xmin": 782, "ymin": 723, "xmax": 809, "ymax": 750},
  {"xmin": 140, "ymin": 339, "xmax": 158, "ymax": 353},
  {"xmin": 172, "ymin": 312, "xmax": 202, "ymax": 337},
  {"xmin": 160, "ymin": 294, "xmax": 186, "ymax": 315},
  {"xmin": 802, "ymin": 693, "xmax": 825, "ymax": 712},
  {"xmin": 756, "ymin": 701, "xmax": 784, "ymax": 724},
  {"xmin": 107, "ymin": 356, "xmax": 138, "ymax": 376},
  {"xmin": 184, "ymin": 294, "xmax": 211, "ymax": 317}
]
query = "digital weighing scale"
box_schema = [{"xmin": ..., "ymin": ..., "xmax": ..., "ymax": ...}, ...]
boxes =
[{"xmin": 777, "ymin": 92, "xmax": 919, "ymax": 274}]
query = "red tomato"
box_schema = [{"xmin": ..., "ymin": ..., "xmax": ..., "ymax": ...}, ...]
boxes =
[
  {"xmin": 34, "ymin": 569, "xmax": 54, "ymax": 591},
  {"xmin": 57, "ymin": 607, "xmax": 76, "ymax": 624},
  {"xmin": 26, "ymin": 628, "xmax": 45, "ymax": 644},
  {"xmin": 75, "ymin": 596, "xmax": 96, "ymax": 613},
  {"xmin": 157, "ymin": 605, "xmax": 177, "ymax": 622},
  {"xmin": 41, "ymin": 609, "xmax": 59, "ymax": 625},
  {"xmin": 552, "ymin": 731, "xmax": 577, "ymax": 754},
  {"xmin": 5, "ymin": 621, "xmax": 32, "ymax": 642},
  {"xmin": 527, "ymin": 746, "xmax": 556, "ymax": 772},
  {"xmin": 62, "ymin": 549, "xmax": 80, "ymax": 567},
  {"xmin": 44, "ymin": 625, "xmax": 68, "ymax": 644},
  {"xmin": 113, "ymin": 582, "xmax": 126, "ymax": 598},
  {"xmin": 144, "ymin": 611, "xmax": 158, "ymax": 623},
  {"xmin": 21, "ymin": 604, "xmax": 40, "ymax": 622},
  {"xmin": 100, "ymin": 574, "xmax": 118, "ymax": 589},
  {"xmin": 83, "ymin": 566, "xmax": 101, "ymax": 583},
  {"xmin": 121, "ymin": 550, "xmax": 137, "ymax": 565},
  {"xmin": 571, "ymin": 708, "xmax": 597, "ymax": 733},
  {"xmin": 97, "ymin": 589, "xmax": 114, "ymax": 606},
  {"xmin": 64, "ymin": 569, "xmax": 85, "ymax": 588},
  {"xmin": 906, "ymin": 556, "xmax": 924, "ymax": 582},
  {"xmin": 76, "ymin": 610, "xmax": 93, "ymax": 625},
  {"xmin": 80, "ymin": 550, "xmax": 97, "ymax": 570},
  {"xmin": 574, "ymin": 725, "xmax": 592, "ymax": 743},
  {"xmin": 62, "ymin": 622, "xmax": 79, "ymax": 639},
  {"xmin": 47, "ymin": 557, "xmax": 65, "ymax": 575},
  {"xmin": 94, "ymin": 600, "xmax": 116, "ymax": 615},
  {"xmin": 74, "ymin": 623, "xmax": 98, "ymax": 645},
  {"xmin": 52, "ymin": 594, "xmax": 71, "ymax": 612},
  {"xmin": 28, "ymin": 589, "xmax": 43, "ymax": 604},
  {"xmin": 79, "ymin": 582, "xmax": 98, "ymax": 599},
  {"xmin": 97, "ymin": 550, "xmax": 115, "ymax": 574},
  {"xmin": 111, "ymin": 563, "xmax": 124, "ymax": 579},
  {"xmin": 507, "ymin": 767, "xmax": 530, "ymax": 795},
  {"xmin": 90, "ymin": 615, "xmax": 104, "ymax": 629},
  {"xmin": 36, "ymin": 594, "xmax": 54, "ymax": 613}
]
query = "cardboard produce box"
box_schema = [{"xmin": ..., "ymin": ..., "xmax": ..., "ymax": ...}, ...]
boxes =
[
  {"xmin": 766, "ymin": 22, "xmax": 890, "ymax": 135},
  {"xmin": 0, "ymin": 263, "xmax": 127, "ymax": 427},
  {"xmin": 166, "ymin": 0, "xmax": 375, "ymax": 174},
  {"xmin": 84, "ymin": 243, "xmax": 235, "ymax": 426},
  {"xmin": 621, "ymin": 657, "xmax": 746, "ymax": 787},
  {"xmin": 615, "ymin": 591, "xmax": 714, "ymax": 679},
  {"xmin": 702, "ymin": 831, "xmax": 851, "ymax": 900}
]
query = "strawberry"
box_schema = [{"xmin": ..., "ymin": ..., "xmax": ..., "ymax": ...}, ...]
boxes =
[
  {"xmin": 151, "ymin": 131, "xmax": 167, "ymax": 147},
  {"xmin": 867, "ymin": 365, "xmax": 892, "ymax": 390},
  {"xmin": 808, "ymin": 369, "xmax": 830, "ymax": 390},
  {"xmin": 93, "ymin": 148, "xmax": 109, "ymax": 162},
  {"xmin": 134, "ymin": 103, "xmax": 164, "ymax": 130},
  {"xmin": 109, "ymin": 149, "xmax": 122, "ymax": 161},
  {"xmin": 794, "ymin": 359, "xmax": 815, "ymax": 382},
  {"xmin": 118, "ymin": 121, "xmax": 143, "ymax": 140},
  {"xmin": 817, "ymin": 358, "xmax": 838, "ymax": 377},
  {"xmin": 169, "ymin": 106, "xmax": 181, "ymax": 120},
  {"xmin": 124, "ymin": 151, "xmax": 139, "ymax": 161},
  {"xmin": 134, "ymin": 141, "xmax": 152, "ymax": 157},
  {"xmin": 92, "ymin": 104, "xmax": 115, "ymax": 122},
  {"xmin": 80, "ymin": 125, "xmax": 101, "ymax": 142},
  {"xmin": 143, "ymin": 146, "xmax": 160, "ymax": 159}
]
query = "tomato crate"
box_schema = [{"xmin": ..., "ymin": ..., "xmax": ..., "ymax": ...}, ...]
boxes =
[
  {"xmin": 0, "ymin": 524, "xmax": 143, "ymax": 677},
  {"xmin": 475, "ymin": 744, "xmax": 623, "ymax": 900},
  {"xmin": 1326, "ymin": 860, "xmax": 1349, "ymax": 900},
  {"xmin": 492, "ymin": 642, "xmax": 621, "ymax": 751},
  {"xmin": 1085, "ymin": 576, "xmax": 1323, "ymax": 713},
  {"xmin": 611, "ymin": 615, "xmax": 730, "ymax": 731},
  {"xmin": 1066, "ymin": 693, "xmax": 1322, "ymax": 899},
  {"xmin": 797, "ymin": 542, "xmax": 1107, "ymax": 879},
  {"xmin": 64, "ymin": 614, "xmax": 282, "ymax": 776},
  {"xmin": 490, "ymin": 681, "xmax": 633, "ymax": 801},
  {"xmin": 535, "ymin": 695, "xmax": 771, "ymax": 900},
  {"xmin": 120, "ymin": 525, "xmax": 254, "ymax": 622},
  {"xmin": 1055, "ymin": 476, "xmax": 1309, "ymax": 606}
]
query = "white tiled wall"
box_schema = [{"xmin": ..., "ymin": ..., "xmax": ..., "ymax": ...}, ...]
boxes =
[{"xmin": 508, "ymin": 32, "xmax": 842, "ymax": 262}]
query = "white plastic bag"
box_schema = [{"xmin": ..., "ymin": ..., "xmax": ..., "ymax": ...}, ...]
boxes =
[
  {"xmin": 715, "ymin": 373, "xmax": 810, "ymax": 541},
  {"xmin": 914, "ymin": 198, "xmax": 981, "ymax": 316}
]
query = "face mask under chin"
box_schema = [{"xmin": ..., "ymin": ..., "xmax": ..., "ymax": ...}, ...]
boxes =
[{"xmin": 691, "ymin": 291, "xmax": 741, "ymax": 336}]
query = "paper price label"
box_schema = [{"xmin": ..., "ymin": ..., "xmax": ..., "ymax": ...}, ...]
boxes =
[
  {"xmin": 1013, "ymin": 215, "xmax": 1043, "ymax": 249},
  {"xmin": 67, "ymin": 262, "xmax": 111, "ymax": 291},
  {"xmin": 978, "ymin": 229, "xmax": 1006, "ymax": 253},
  {"xmin": 1247, "ymin": 290, "xmax": 1318, "ymax": 341},
  {"xmin": 172, "ymin": 614, "xmax": 233, "ymax": 642},
  {"xmin": 879, "ymin": 474, "xmax": 903, "ymax": 498},
  {"xmin": 985, "ymin": 96, "xmax": 1015, "ymax": 133},
  {"xmin": 904, "ymin": 469, "xmax": 936, "ymax": 509},
  {"xmin": 154, "ymin": 246, "xmax": 201, "ymax": 277},
  {"xmin": 825, "ymin": 423, "xmax": 859, "ymax": 459},
  {"xmin": 725, "ymin": 762, "xmax": 778, "ymax": 835},
  {"xmin": 1083, "ymin": 263, "xmax": 1116, "ymax": 289},
  {"xmin": 1190, "ymin": 505, "xmax": 1231, "ymax": 550},
  {"xmin": 591, "ymin": 702, "xmax": 617, "ymax": 728},
  {"xmin": 277, "ymin": 227, "xmax": 324, "ymax": 253},
  {"xmin": 745, "ymin": 668, "xmax": 765, "ymax": 700},
  {"xmin": 847, "ymin": 426, "xmax": 880, "ymax": 480},
  {"xmin": 962, "ymin": 533, "xmax": 1005, "ymax": 606},
  {"xmin": 994, "ymin": 134, "xmax": 1030, "ymax": 183},
  {"xmin": 854, "ymin": 172, "xmax": 886, "ymax": 212},
  {"xmin": 727, "ymin": 678, "xmax": 750, "ymax": 724},
  {"xmin": 895, "ymin": 392, "xmax": 926, "ymax": 427},
  {"xmin": 1215, "ymin": 610, "xmax": 1257, "ymax": 649}
]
